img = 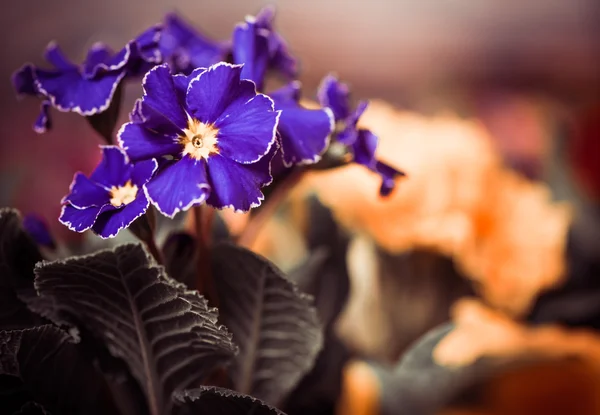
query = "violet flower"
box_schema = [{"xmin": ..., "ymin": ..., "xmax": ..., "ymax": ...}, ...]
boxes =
[
  {"xmin": 232, "ymin": 6, "xmax": 297, "ymax": 90},
  {"xmin": 269, "ymin": 81, "xmax": 333, "ymax": 166},
  {"xmin": 118, "ymin": 63, "xmax": 280, "ymax": 216},
  {"xmin": 232, "ymin": 10, "xmax": 333, "ymax": 167},
  {"xmin": 23, "ymin": 214, "xmax": 56, "ymax": 250},
  {"xmin": 12, "ymin": 26, "xmax": 162, "ymax": 133},
  {"xmin": 159, "ymin": 13, "xmax": 230, "ymax": 75},
  {"xmin": 318, "ymin": 74, "xmax": 404, "ymax": 196},
  {"xmin": 60, "ymin": 147, "xmax": 157, "ymax": 238}
]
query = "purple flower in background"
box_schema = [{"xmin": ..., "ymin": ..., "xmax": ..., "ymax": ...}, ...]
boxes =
[
  {"xmin": 23, "ymin": 214, "xmax": 56, "ymax": 250},
  {"xmin": 254, "ymin": 6, "xmax": 298, "ymax": 79},
  {"xmin": 118, "ymin": 63, "xmax": 280, "ymax": 216},
  {"xmin": 159, "ymin": 13, "xmax": 230, "ymax": 75},
  {"xmin": 318, "ymin": 74, "xmax": 404, "ymax": 196},
  {"xmin": 59, "ymin": 147, "xmax": 157, "ymax": 238},
  {"xmin": 232, "ymin": 6, "xmax": 297, "ymax": 90},
  {"xmin": 12, "ymin": 26, "xmax": 162, "ymax": 133},
  {"xmin": 270, "ymin": 81, "xmax": 333, "ymax": 166}
]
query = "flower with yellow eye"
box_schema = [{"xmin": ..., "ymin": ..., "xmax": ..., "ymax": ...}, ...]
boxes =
[
  {"xmin": 60, "ymin": 146, "xmax": 157, "ymax": 238},
  {"xmin": 118, "ymin": 62, "xmax": 280, "ymax": 216}
]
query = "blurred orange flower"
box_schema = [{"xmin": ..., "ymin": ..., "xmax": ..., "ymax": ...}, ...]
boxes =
[
  {"xmin": 434, "ymin": 298, "xmax": 600, "ymax": 368},
  {"xmin": 302, "ymin": 101, "xmax": 571, "ymax": 316}
]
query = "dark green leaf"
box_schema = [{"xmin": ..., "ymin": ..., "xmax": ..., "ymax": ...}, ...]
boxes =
[
  {"xmin": 0, "ymin": 325, "xmax": 118, "ymax": 415},
  {"xmin": 212, "ymin": 244, "xmax": 323, "ymax": 406},
  {"xmin": 0, "ymin": 208, "xmax": 45, "ymax": 330},
  {"xmin": 173, "ymin": 387, "xmax": 285, "ymax": 415},
  {"xmin": 284, "ymin": 199, "xmax": 352, "ymax": 414},
  {"xmin": 32, "ymin": 243, "xmax": 237, "ymax": 415}
]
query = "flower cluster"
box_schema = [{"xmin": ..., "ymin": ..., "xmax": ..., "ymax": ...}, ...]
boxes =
[
  {"xmin": 13, "ymin": 6, "xmax": 402, "ymax": 238},
  {"xmin": 13, "ymin": 26, "xmax": 161, "ymax": 133},
  {"xmin": 318, "ymin": 75, "xmax": 404, "ymax": 196}
]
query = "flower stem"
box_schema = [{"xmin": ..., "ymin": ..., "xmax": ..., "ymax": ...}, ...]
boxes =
[
  {"xmin": 193, "ymin": 205, "xmax": 218, "ymax": 308},
  {"xmin": 237, "ymin": 167, "xmax": 306, "ymax": 248},
  {"xmin": 144, "ymin": 237, "xmax": 164, "ymax": 266},
  {"xmin": 129, "ymin": 208, "xmax": 163, "ymax": 265}
]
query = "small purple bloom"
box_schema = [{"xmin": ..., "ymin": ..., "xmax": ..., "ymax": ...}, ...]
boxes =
[
  {"xmin": 318, "ymin": 73, "xmax": 351, "ymax": 122},
  {"xmin": 159, "ymin": 13, "xmax": 230, "ymax": 75},
  {"xmin": 59, "ymin": 146, "xmax": 157, "ymax": 238},
  {"xmin": 232, "ymin": 6, "xmax": 297, "ymax": 90},
  {"xmin": 118, "ymin": 63, "xmax": 280, "ymax": 216},
  {"xmin": 23, "ymin": 214, "xmax": 56, "ymax": 250},
  {"xmin": 269, "ymin": 81, "xmax": 334, "ymax": 166},
  {"xmin": 318, "ymin": 74, "xmax": 404, "ymax": 195},
  {"xmin": 12, "ymin": 26, "xmax": 162, "ymax": 133}
]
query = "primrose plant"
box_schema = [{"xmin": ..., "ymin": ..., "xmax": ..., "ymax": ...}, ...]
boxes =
[{"xmin": 3, "ymin": 6, "xmax": 404, "ymax": 415}]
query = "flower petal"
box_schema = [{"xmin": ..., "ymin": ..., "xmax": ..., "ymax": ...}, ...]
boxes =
[
  {"xmin": 34, "ymin": 67, "xmax": 126, "ymax": 115},
  {"xmin": 134, "ymin": 24, "xmax": 163, "ymax": 64},
  {"xmin": 61, "ymin": 173, "xmax": 110, "ymax": 208},
  {"xmin": 59, "ymin": 203, "xmax": 114, "ymax": 233},
  {"xmin": 33, "ymin": 100, "xmax": 52, "ymax": 134},
  {"xmin": 117, "ymin": 122, "xmax": 182, "ymax": 162},
  {"xmin": 213, "ymin": 92, "xmax": 279, "ymax": 164},
  {"xmin": 92, "ymin": 193, "xmax": 150, "ymax": 238},
  {"xmin": 160, "ymin": 13, "xmax": 228, "ymax": 74},
  {"xmin": 90, "ymin": 146, "xmax": 132, "ymax": 189},
  {"xmin": 374, "ymin": 160, "xmax": 404, "ymax": 196},
  {"xmin": 130, "ymin": 159, "xmax": 159, "ymax": 187},
  {"xmin": 205, "ymin": 152, "xmax": 273, "ymax": 211},
  {"xmin": 23, "ymin": 214, "xmax": 56, "ymax": 249},
  {"xmin": 254, "ymin": 6, "xmax": 298, "ymax": 79},
  {"xmin": 12, "ymin": 64, "xmax": 39, "ymax": 96},
  {"xmin": 172, "ymin": 67, "xmax": 206, "ymax": 103},
  {"xmin": 232, "ymin": 19, "xmax": 270, "ymax": 88},
  {"xmin": 138, "ymin": 64, "xmax": 188, "ymax": 130},
  {"xmin": 43, "ymin": 42, "xmax": 77, "ymax": 70},
  {"xmin": 276, "ymin": 105, "xmax": 333, "ymax": 166},
  {"xmin": 317, "ymin": 74, "xmax": 351, "ymax": 121},
  {"xmin": 82, "ymin": 43, "xmax": 114, "ymax": 78},
  {"xmin": 185, "ymin": 62, "xmax": 249, "ymax": 123},
  {"xmin": 351, "ymin": 129, "xmax": 378, "ymax": 169},
  {"xmin": 145, "ymin": 156, "xmax": 210, "ymax": 218},
  {"xmin": 268, "ymin": 80, "xmax": 301, "ymax": 105}
]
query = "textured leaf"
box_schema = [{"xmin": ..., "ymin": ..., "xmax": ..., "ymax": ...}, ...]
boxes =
[
  {"xmin": 0, "ymin": 208, "xmax": 45, "ymax": 330},
  {"xmin": 173, "ymin": 387, "xmax": 285, "ymax": 415},
  {"xmin": 284, "ymin": 198, "xmax": 352, "ymax": 414},
  {"xmin": 366, "ymin": 323, "xmax": 533, "ymax": 415},
  {"xmin": 212, "ymin": 243, "xmax": 323, "ymax": 406},
  {"xmin": 0, "ymin": 325, "xmax": 118, "ymax": 415},
  {"xmin": 32, "ymin": 243, "xmax": 237, "ymax": 415}
]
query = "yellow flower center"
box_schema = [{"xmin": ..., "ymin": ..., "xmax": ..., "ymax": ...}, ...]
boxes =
[
  {"xmin": 109, "ymin": 180, "xmax": 138, "ymax": 207},
  {"xmin": 180, "ymin": 115, "xmax": 220, "ymax": 160}
]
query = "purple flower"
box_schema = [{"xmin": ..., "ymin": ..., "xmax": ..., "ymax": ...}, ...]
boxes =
[
  {"xmin": 318, "ymin": 74, "xmax": 404, "ymax": 196},
  {"xmin": 270, "ymin": 81, "xmax": 334, "ymax": 166},
  {"xmin": 23, "ymin": 214, "xmax": 56, "ymax": 250},
  {"xmin": 118, "ymin": 63, "xmax": 280, "ymax": 216},
  {"xmin": 12, "ymin": 26, "xmax": 162, "ymax": 133},
  {"xmin": 159, "ymin": 13, "xmax": 230, "ymax": 75},
  {"xmin": 59, "ymin": 146, "xmax": 157, "ymax": 238},
  {"xmin": 232, "ymin": 6, "xmax": 297, "ymax": 90}
]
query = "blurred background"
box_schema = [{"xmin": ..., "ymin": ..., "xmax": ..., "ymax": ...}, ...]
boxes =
[{"xmin": 1, "ymin": 2, "xmax": 600, "ymax": 413}]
